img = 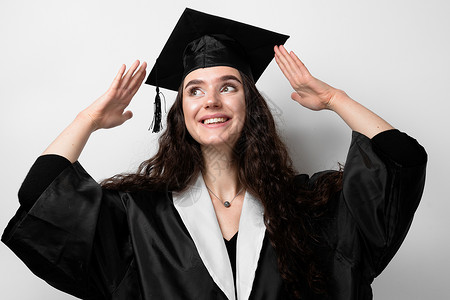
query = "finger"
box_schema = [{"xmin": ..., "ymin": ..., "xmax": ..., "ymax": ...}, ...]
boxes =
[
  {"xmin": 129, "ymin": 61, "xmax": 147, "ymax": 86},
  {"xmin": 291, "ymin": 92, "xmax": 302, "ymax": 102},
  {"xmin": 274, "ymin": 46, "xmax": 292, "ymax": 78},
  {"xmin": 127, "ymin": 71, "xmax": 146, "ymax": 99},
  {"xmin": 127, "ymin": 62, "xmax": 147, "ymax": 97},
  {"xmin": 274, "ymin": 50, "xmax": 291, "ymax": 80},
  {"xmin": 121, "ymin": 60, "xmax": 141, "ymax": 89},
  {"xmin": 276, "ymin": 46, "xmax": 306, "ymax": 89},
  {"xmin": 122, "ymin": 110, "xmax": 133, "ymax": 121},
  {"xmin": 109, "ymin": 64, "xmax": 126, "ymax": 90},
  {"xmin": 274, "ymin": 45, "xmax": 296, "ymax": 76},
  {"xmin": 279, "ymin": 45, "xmax": 305, "ymax": 77},
  {"xmin": 111, "ymin": 110, "xmax": 133, "ymax": 128},
  {"xmin": 289, "ymin": 51, "xmax": 310, "ymax": 76},
  {"xmin": 275, "ymin": 46, "xmax": 298, "ymax": 87}
]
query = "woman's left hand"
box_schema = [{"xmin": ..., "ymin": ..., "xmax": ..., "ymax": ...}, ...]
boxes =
[
  {"xmin": 274, "ymin": 45, "xmax": 340, "ymax": 111},
  {"xmin": 275, "ymin": 45, "xmax": 394, "ymax": 137}
]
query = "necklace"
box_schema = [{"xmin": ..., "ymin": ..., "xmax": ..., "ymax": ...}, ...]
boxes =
[{"xmin": 206, "ymin": 186, "xmax": 244, "ymax": 208}]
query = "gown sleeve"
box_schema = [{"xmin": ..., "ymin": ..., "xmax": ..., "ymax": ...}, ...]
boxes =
[
  {"xmin": 335, "ymin": 129, "xmax": 427, "ymax": 280},
  {"xmin": 18, "ymin": 154, "xmax": 72, "ymax": 211},
  {"xmin": 2, "ymin": 157, "xmax": 134, "ymax": 299}
]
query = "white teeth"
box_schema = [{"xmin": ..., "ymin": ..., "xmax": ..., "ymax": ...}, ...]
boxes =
[{"xmin": 204, "ymin": 117, "xmax": 227, "ymax": 125}]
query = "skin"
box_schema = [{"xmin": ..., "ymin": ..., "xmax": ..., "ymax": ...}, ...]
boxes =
[
  {"xmin": 182, "ymin": 66, "xmax": 247, "ymax": 240},
  {"xmin": 182, "ymin": 66, "xmax": 246, "ymax": 152},
  {"xmin": 41, "ymin": 47, "xmax": 394, "ymax": 239},
  {"xmin": 42, "ymin": 60, "xmax": 147, "ymax": 163},
  {"xmin": 273, "ymin": 45, "xmax": 394, "ymax": 137}
]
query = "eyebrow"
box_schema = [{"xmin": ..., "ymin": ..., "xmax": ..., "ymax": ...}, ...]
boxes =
[{"xmin": 184, "ymin": 75, "xmax": 242, "ymax": 89}]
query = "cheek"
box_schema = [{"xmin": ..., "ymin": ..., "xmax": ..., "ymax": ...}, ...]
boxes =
[
  {"xmin": 182, "ymin": 99, "xmax": 192, "ymax": 121},
  {"xmin": 229, "ymin": 95, "xmax": 246, "ymax": 124},
  {"xmin": 182, "ymin": 100, "xmax": 199, "ymax": 133}
]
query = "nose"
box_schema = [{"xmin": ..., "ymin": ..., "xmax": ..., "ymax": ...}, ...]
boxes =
[{"xmin": 203, "ymin": 91, "xmax": 222, "ymax": 109}]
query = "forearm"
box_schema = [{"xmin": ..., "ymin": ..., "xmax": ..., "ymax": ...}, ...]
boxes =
[
  {"xmin": 42, "ymin": 111, "xmax": 97, "ymax": 163},
  {"xmin": 328, "ymin": 90, "xmax": 394, "ymax": 139},
  {"xmin": 40, "ymin": 61, "xmax": 146, "ymax": 163},
  {"xmin": 274, "ymin": 46, "xmax": 395, "ymax": 137}
]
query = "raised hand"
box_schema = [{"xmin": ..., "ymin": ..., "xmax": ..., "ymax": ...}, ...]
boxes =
[
  {"xmin": 274, "ymin": 45, "xmax": 393, "ymax": 138},
  {"xmin": 42, "ymin": 60, "xmax": 147, "ymax": 162},
  {"xmin": 82, "ymin": 60, "xmax": 147, "ymax": 130},
  {"xmin": 274, "ymin": 45, "xmax": 340, "ymax": 111}
]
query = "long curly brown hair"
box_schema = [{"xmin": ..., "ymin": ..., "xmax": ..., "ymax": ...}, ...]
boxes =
[{"xmin": 102, "ymin": 71, "xmax": 343, "ymax": 299}]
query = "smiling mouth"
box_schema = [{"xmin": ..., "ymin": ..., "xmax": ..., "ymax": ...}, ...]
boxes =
[{"xmin": 203, "ymin": 117, "xmax": 229, "ymax": 125}]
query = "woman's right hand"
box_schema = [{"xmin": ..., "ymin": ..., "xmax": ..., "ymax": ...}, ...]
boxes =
[
  {"xmin": 81, "ymin": 60, "xmax": 147, "ymax": 131},
  {"xmin": 42, "ymin": 60, "xmax": 147, "ymax": 163}
]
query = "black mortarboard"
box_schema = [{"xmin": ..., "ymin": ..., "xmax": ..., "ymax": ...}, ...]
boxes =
[{"xmin": 145, "ymin": 8, "xmax": 289, "ymax": 132}]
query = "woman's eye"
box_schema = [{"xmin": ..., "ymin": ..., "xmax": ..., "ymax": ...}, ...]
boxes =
[
  {"xmin": 221, "ymin": 85, "xmax": 236, "ymax": 93},
  {"xmin": 189, "ymin": 88, "xmax": 203, "ymax": 96}
]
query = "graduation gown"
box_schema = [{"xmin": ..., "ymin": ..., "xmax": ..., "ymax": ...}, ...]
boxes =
[{"xmin": 2, "ymin": 131, "xmax": 427, "ymax": 299}]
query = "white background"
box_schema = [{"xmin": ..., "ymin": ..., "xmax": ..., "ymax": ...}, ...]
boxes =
[{"xmin": 1, "ymin": 0, "xmax": 449, "ymax": 299}]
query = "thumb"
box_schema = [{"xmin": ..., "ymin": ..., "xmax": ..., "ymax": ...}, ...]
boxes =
[
  {"xmin": 122, "ymin": 110, "xmax": 133, "ymax": 122},
  {"xmin": 291, "ymin": 92, "xmax": 302, "ymax": 103}
]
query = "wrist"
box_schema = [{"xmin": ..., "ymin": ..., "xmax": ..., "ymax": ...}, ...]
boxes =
[
  {"xmin": 326, "ymin": 89, "xmax": 351, "ymax": 112},
  {"xmin": 76, "ymin": 110, "xmax": 99, "ymax": 133}
]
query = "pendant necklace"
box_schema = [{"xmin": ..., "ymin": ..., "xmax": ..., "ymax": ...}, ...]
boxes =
[{"xmin": 206, "ymin": 186, "xmax": 244, "ymax": 208}]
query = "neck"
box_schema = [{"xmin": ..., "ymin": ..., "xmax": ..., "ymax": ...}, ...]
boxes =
[{"xmin": 201, "ymin": 144, "xmax": 241, "ymax": 199}]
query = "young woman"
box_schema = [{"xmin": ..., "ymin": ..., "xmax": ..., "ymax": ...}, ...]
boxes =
[{"xmin": 2, "ymin": 8, "xmax": 426, "ymax": 300}]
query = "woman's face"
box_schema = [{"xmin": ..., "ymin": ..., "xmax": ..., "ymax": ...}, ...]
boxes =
[{"xmin": 182, "ymin": 66, "xmax": 246, "ymax": 150}]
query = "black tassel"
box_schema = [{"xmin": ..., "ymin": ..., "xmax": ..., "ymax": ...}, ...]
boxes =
[{"xmin": 150, "ymin": 86, "xmax": 162, "ymax": 132}]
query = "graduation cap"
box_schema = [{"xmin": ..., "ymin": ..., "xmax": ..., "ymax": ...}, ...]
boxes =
[{"xmin": 145, "ymin": 7, "xmax": 289, "ymax": 132}]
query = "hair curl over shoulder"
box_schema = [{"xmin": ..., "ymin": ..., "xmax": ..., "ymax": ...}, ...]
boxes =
[{"xmin": 102, "ymin": 72, "xmax": 343, "ymax": 299}]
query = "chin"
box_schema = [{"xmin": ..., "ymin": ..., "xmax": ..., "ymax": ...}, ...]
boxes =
[{"xmin": 198, "ymin": 135, "xmax": 238, "ymax": 150}]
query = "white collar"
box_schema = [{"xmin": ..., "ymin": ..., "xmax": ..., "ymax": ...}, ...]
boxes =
[{"xmin": 172, "ymin": 175, "xmax": 266, "ymax": 300}]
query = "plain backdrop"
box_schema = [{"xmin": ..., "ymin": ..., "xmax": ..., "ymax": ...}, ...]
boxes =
[{"xmin": 1, "ymin": 0, "xmax": 449, "ymax": 299}]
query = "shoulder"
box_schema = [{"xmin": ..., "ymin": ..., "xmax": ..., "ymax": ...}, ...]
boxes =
[
  {"xmin": 117, "ymin": 188, "xmax": 175, "ymax": 214},
  {"xmin": 293, "ymin": 171, "xmax": 343, "ymax": 200}
]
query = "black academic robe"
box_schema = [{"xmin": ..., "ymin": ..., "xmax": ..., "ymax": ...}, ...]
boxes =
[{"xmin": 2, "ymin": 131, "xmax": 427, "ymax": 299}]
